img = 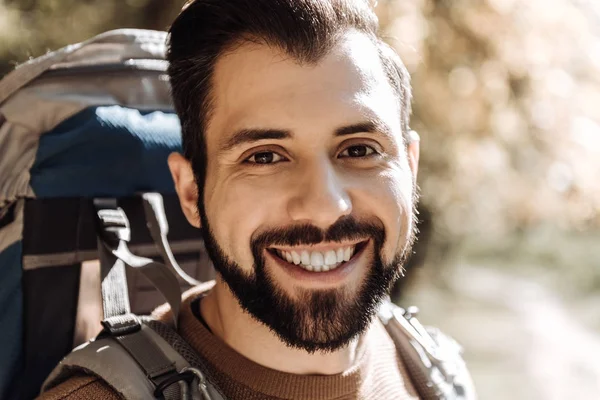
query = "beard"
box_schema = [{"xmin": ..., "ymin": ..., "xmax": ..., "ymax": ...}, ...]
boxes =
[{"xmin": 198, "ymin": 208, "xmax": 417, "ymax": 353}]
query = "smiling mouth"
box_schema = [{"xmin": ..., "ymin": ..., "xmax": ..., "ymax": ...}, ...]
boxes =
[{"xmin": 268, "ymin": 240, "xmax": 369, "ymax": 272}]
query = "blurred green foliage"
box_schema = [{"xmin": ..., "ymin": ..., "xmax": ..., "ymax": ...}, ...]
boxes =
[
  {"xmin": 0, "ymin": 0, "xmax": 185, "ymax": 77},
  {"xmin": 377, "ymin": 0, "xmax": 600, "ymax": 236}
]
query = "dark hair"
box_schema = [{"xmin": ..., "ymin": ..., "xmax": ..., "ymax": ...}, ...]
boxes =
[{"xmin": 167, "ymin": 0, "xmax": 412, "ymax": 202}]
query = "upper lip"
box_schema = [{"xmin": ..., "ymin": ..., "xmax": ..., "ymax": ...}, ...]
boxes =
[{"xmin": 268, "ymin": 240, "xmax": 367, "ymax": 253}]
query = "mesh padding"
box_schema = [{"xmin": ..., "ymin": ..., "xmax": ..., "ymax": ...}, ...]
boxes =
[
  {"xmin": 146, "ymin": 320, "xmax": 214, "ymax": 375},
  {"xmin": 145, "ymin": 320, "xmax": 229, "ymax": 399}
]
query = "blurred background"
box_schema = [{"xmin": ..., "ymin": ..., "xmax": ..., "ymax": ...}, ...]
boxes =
[{"xmin": 1, "ymin": 0, "xmax": 599, "ymax": 398}]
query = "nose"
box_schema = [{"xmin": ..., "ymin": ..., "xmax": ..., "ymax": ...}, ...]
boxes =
[{"xmin": 287, "ymin": 158, "xmax": 352, "ymax": 228}]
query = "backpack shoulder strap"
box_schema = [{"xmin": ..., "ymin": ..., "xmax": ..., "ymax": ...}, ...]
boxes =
[
  {"xmin": 378, "ymin": 300, "xmax": 477, "ymax": 400},
  {"xmin": 43, "ymin": 195, "xmax": 227, "ymax": 399},
  {"xmin": 42, "ymin": 326, "xmax": 158, "ymax": 399},
  {"xmin": 42, "ymin": 320, "xmax": 227, "ymax": 400}
]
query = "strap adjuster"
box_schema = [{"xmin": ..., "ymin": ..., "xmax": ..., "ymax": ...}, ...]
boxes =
[
  {"xmin": 379, "ymin": 300, "xmax": 459, "ymax": 383},
  {"xmin": 94, "ymin": 199, "xmax": 131, "ymax": 244},
  {"xmin": 154, "ymin": 367, "xmax": 213, "ymax": 400},
  {"xmin": 101, "ymin": 313, "xmax": 141, "ymax": 336}
]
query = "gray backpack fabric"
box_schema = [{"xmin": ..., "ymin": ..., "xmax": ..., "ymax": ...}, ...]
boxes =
[{"xmin": 0, "ymin": 29, "xmax": 214, "ymax": 399}]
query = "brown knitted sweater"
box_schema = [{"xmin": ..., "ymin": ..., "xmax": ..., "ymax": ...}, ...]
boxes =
[{"xmin": 39, "ymin": 285, "xmax": 419, "ymax": 400}]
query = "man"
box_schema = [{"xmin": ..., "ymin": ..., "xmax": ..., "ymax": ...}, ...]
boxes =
[{"xmin": 40, "ymin": 0, "xmax": 473, "ymax": 398}]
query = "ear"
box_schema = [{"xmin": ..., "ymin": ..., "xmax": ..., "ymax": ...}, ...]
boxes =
[
  {"xmin": 406, "ymin": 130, "xmax": 420, "ymax": 179},
  {"xmin": 168, "ymin": 152, "xmax": 201, "ymax": 228}
]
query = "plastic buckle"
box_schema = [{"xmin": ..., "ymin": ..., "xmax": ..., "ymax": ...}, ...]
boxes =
[
  {"xmin": 101, "ymin": 313, "xmax": 141, "ymax": 337},
  {"xmin": 379, "ymin": 300, "xmax": 456, "ymax": 383},
  {"xmin": 154, "ymin": 367, "xmax": 213, "ymax": 400},
  {"xmin": 394, "ymin": 308, "xmax": 458, "ymax": 384},
  {"xmin": 93, "ymin": 199, "xmax": 131, "ymax": 244}
]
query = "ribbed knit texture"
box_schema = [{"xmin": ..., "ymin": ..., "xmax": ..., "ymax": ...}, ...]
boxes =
[{"xmin": 39, "ymin": 285, "xmax": 418, "ymax": 400}]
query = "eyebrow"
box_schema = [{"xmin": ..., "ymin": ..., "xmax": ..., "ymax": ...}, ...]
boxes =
[
  {"xmin": 335, "ymin": 120, "xmax": 392, "ymax": 138},
  {"xmin": 221, "ymin": 119, "xmax": 393, "ymax": 153},
  {"xmin": 221, "ymin": 128, "xmax": 292, "ymax": 152}
]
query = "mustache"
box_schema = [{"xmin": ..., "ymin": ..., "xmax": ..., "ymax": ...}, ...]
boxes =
[{"xmin": 250, "ymin": 215, "xmax": 386, "ymax": 250}]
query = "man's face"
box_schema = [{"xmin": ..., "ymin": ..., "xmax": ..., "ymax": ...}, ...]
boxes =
[{"xmin": 173, "ymin": 31, "xmax": 419, "ymax": 352}]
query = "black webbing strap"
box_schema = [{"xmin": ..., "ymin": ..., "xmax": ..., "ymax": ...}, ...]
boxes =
[
  {"xmin": 99, "ymin": 318, "xmax": 184, "ymax": 400},
  {"xmin": 117, "ymin": 329, "xmax": 175, "ymax": 379},
  {"xmin": 94, "ymin": 198, "xmax": 182, "ymax": 329}
]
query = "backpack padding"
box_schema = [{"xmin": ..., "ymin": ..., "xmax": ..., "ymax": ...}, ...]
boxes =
[
  {"xmin": 0, "ymin": 198, "xmax": 25, "ymax": 399},
  {"xmin": 20, "ymin": 264, "xmax": 81, "ymax": 400},
  {"xmin": 0, "ymin": 41, "xmax": 83, "ymax": 106},
  {"xmin": 42, "ymin": 321, "xmax": 228, "ymax": 400},
  {"xmin": 44, "ymin": 320, "xmax": 228, "ymax": 400},
  {"xmin": 43, "ymin": 335, "xmax": 158, "ymax": 400},
  {"xmin": 0, "ymin": 241, "xmax": 23, "ymax": 399}
]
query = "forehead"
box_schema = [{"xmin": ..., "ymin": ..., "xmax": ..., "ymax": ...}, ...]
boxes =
[{"xmin": 208, "ymin": 31, "xmax": 401, "ymax": 143}]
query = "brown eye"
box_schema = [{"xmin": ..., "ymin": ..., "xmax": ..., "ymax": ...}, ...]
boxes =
[
  {"xmin": 246, "ymin": 151, "xmax": 284, "ymax": 164},
  {"xmin": 339, "ymin": 145, "xmax": 376, "ymax": 158}
]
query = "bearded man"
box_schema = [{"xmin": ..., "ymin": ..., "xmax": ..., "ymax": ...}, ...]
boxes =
[{"xmin": 39, "ymin": 0, "xmax": 475, "ymax": 399}]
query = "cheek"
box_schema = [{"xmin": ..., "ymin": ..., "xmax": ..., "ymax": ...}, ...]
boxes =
[
  {"xmin": 355, "ymin": 166, "xmax": 414, "ymax": 260},
  {"xmin": 203, "ymin": 171, "xmax": 290, "ymax": 268}
]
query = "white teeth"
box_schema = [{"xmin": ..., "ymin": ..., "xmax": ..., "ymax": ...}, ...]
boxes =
[
  {"xmin": 274, "ymin": 244, "xmax": 359, "ymax": 272},
  {"xmin": 291, "ymin": 251, "xmax": 301, "ymax": 265},
  {"xmin": 343, "ymin": 247, "xmax": 352, "ymax": 262},
  {"xmin": 310, "ymin": 251, "xmax": 324, "ymax": 267},
  {"xmin": 301, "ymin": 251, "xmax": 310, "ymax": 265},
  {"xmin": 336, "ymin": 248, "xmax": 344, "ymax": 263},
  {"xmin": 324, "ymin": 250, "xmax": 337, "ymax": 265}
]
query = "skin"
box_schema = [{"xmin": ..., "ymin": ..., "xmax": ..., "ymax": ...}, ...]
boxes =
[{"xmin": 169, "ymin": 30, "xmax": 419, "ymax": 375}]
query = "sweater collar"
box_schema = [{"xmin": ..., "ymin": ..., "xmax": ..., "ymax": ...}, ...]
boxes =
[{"xmin": 167, "ymin": 283, "xmax": 380, "ymax": 400}]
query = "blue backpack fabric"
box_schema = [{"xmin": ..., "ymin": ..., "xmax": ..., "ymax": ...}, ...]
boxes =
[{"xmin": 31, "ymin": 106, "xmax": 181, "ymax": 198}]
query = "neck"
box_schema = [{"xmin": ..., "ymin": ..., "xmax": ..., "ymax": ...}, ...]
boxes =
[{"xmin": 200, "ymin": 276, "xmax": 363, "ymax": 375}]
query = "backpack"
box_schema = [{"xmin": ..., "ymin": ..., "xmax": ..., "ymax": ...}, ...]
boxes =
[
  {"xmin": 0, "ymin": 29, "xmax": 215, "ymax": 400},
  {"xmin": 1, "ymin": 29, "xmax": 476, "ymax": 400}
]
